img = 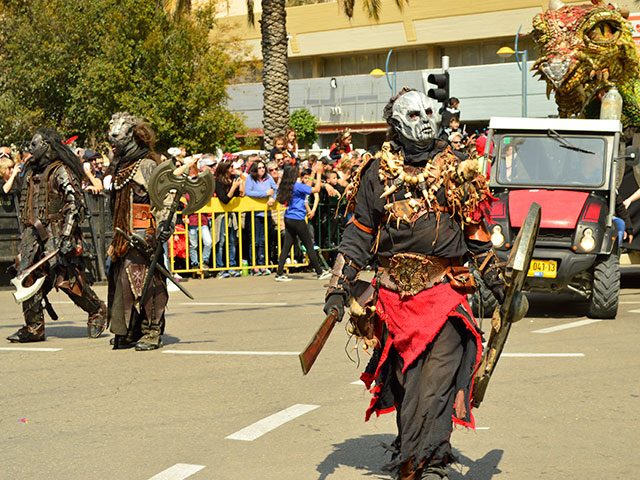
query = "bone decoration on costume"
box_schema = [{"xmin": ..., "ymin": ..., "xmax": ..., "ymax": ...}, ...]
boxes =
[{"xmin": 324, "ymin": 87, "xmax": 507, "ymax": 479}]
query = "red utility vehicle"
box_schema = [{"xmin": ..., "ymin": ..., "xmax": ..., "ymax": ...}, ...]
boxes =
[{"xmin": 477, "ymin": 117, "xmax": 628, "ymax": 318}]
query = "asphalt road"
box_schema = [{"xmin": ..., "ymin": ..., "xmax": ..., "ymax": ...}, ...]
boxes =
[{"xmin": 1, "ymin": 269, "xmax": 639, "ymax": 480}]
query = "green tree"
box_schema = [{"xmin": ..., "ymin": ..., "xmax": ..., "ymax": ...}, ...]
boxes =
[
  {"xmin": 289, "ymin": 108, "xmax": 318, "ymax": 151},
  {"xmin": 0, "ymin": 0, "xmax": 245, "ymax": 153}
]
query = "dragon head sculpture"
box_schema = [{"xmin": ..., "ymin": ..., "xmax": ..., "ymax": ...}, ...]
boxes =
[{"xmin": 532, "ymin": 0, "xmax": 640, "ymax": 126}]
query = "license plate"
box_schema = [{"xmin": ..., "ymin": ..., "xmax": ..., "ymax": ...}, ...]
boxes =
[{"xmin": 527, "ymin": 259, "xmax": 557, "ymax": 278}]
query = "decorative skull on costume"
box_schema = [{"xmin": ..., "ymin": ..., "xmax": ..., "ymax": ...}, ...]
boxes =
[
  {"xmin": 389, "ymin": 91, "xmax": 441, "ymax": 148},
  {"xmin": 108, "ymin": 112, "xmax": 141, "ymax": 158}
]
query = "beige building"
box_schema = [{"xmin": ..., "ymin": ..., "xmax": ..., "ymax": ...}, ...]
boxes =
[{"xmin": 213, "ymin": 0, "xmax": 636, "ymax": 146}]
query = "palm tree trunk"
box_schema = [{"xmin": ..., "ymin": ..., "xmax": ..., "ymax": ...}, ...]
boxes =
[{"xmin": 260, "ymin": 0, "xmax": 289, "ymax": 150}]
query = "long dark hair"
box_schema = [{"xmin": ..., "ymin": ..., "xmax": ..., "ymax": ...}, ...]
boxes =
[
  {"xmin": 215, "ymin": 160, "xmax": 233, "ymax": 185},
  {"xmin": 248, "ymin": 160, "xmax": 265, "ymax": 181},
  {"xmin": 32, "ymin": 128, "xmax": 87, "ymax": 182},
  {"xmin": 276, "ymin": 163, "xmax": 299, "ymax": 205}
]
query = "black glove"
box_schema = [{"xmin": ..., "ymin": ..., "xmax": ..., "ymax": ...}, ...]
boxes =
[
  {"xmin": 482, "ymin": 262, "xmax": 506, "ymax": 304},
  {"xmin": 156, "ymin": 226, "xmax": 172, "ymax": 244},
  {"xmin": 324, "ymin": 292, "xmax": 346, "ymax": 322},
  {"xmin": 59, "ymin": 236, "xmax": 75, "ymax": 255}
]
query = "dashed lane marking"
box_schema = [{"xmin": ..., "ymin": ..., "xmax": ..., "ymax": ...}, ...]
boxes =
[
  {"xmin": 351, "ymin": 380, "xmax": 365, "ymax": 385},
  {"xmin": 148, "ymin": 464, "xmax": 205, "ymax": 480},
  {"xmin": 0, "ymin": 347, "xmax": 62, "ymax": 352},
  {"xmin": 179, "ymin": 302, "xmax": 287, "ymax": 306},
  {"xmin": 163, "ymin": 350, "xmax": 298, "ymax": 356},
  {"xmin": 226, "ymin": 404, "xmax": 320, "ymax": 441},
  {"xmin": 532, "ymin": 319, "xmax": 601, "ymax": 334},
  {"xmin": 628, "ymin": 309, "xmax": 640, "ymax": 313}
]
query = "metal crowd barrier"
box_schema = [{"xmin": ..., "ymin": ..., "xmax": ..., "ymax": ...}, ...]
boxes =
[
  {"xmin": 0, "ymin": 191, "xmax": 345, "ymax": 282},
  {"xmin": 168, "ymin": 197, "xmax": 310, "ymax": 277}
]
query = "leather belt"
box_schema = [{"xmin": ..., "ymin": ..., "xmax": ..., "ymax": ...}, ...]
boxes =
[
  {"xmin": 132, "ymin": 203, "xmax": 151, "ymax": 229},
  {"xmin": 377, "ymin": 253, "xmax": 463, "ymax": 297}
]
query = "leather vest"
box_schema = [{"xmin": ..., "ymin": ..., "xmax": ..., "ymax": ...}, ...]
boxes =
[{"xmin": 20, "ymin": 162, "xmax": 65, "ymax": 227}]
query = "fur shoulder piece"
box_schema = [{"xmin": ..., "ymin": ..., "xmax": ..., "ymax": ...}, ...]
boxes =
[
  {"xmin": 443, "ymin": 153, "xmax": 494, "ymax": 225},
  {"xmin": 342, "ymin": 147, "xmax": 382, "ymax": 213}
]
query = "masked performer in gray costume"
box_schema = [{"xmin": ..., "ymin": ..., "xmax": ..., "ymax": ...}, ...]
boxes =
[
  {"xmin": 7, "ymin": 129, "xmax": 106, "ymax": 343},
  {"xmin": 106, "ymin": 113, "xmax": 174, "ymax": 351},
  {"xmin": 323, "ymin": 88, "xmax": 505, "ymax": 480}
]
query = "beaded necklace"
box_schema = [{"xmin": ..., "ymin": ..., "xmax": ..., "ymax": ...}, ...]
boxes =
[{"xmin": 113, "ymin": 160, "xmax": 141, "ymax": 191}]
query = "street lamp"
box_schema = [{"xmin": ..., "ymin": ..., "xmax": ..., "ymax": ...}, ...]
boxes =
[
  {"xmin": 370, "ymin": 49, "xmax": 396, "ymax": 95},
  {"xmin": 497, "ymin": 25, "xmax": 528, "ymax": 117}
]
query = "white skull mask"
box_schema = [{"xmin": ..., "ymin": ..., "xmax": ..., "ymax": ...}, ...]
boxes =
[{"xmin": 390, "ymin": 91, "xmax": 440, "ymax": 147}]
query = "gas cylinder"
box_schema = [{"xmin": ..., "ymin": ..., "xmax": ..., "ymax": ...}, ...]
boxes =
[{"xmin": 600, "ymin": 86, "xmax": 623, "ymax": 120}]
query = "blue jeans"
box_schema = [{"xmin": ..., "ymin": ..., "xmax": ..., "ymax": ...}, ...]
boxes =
[
  {"xmin": 252, "ymin": 212, "xmax": 266, "ymax": 267},
  {"xmin": 216, "ymin": 215, "xmax": 238, "ymax": 269},
  {"xmin": 189, "ymin": 222, "xmax": 212, "ymax": 267},
  {"xmin": 613, "ymin": 216, "xmax": 625, "ymax": 245}
]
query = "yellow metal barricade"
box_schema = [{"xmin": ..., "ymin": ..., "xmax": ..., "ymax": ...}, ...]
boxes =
[{"xmin": 168, "ymin": 197, "xmax": 310, "ymax": 277}]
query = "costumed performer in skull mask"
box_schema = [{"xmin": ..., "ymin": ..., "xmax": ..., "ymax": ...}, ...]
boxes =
[
  {"xmin": 106, "ymin": 112, "xmax": 174, "ymax": 351},
  {"xmin": 323, "ymin": 88, "xmax": 505, "ymax": 480},
  {"xmin": 7, "ymin": 129, "xmax": 107, "ymax": 343}
]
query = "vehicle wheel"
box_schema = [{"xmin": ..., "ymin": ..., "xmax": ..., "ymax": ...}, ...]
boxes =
[
  {"xmin": 587, "ymin": 251, "xmax": 620, "ymax": 319},
  {"xmin": 469, "ymin": 264, "xmax": 499, "ymax": 318}
]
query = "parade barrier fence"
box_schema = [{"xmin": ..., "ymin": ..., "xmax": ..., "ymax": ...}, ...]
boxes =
[
  {"xmin": 0, "ymin": 191, "xmax": 345, "ymax": 281},
  {"xmin": 169, "ymin": 197, "xmax": 312, "ymax": 277}
]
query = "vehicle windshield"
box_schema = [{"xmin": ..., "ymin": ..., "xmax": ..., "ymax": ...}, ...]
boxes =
[{"xmin": 496, "ymin": 135, "xmax": 607, "ymax": 187}]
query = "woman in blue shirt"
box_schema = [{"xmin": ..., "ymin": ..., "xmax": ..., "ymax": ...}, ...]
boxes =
[
  {"xmin": 244, "ymin": 159, "xmax": 278, "ymax": 275},
  {"xmin": 275, "ymin": 162, "xmax": 331, "ymax": 282}
]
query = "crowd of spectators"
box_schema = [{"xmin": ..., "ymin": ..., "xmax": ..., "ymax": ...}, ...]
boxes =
[{"xmin": 0, "ymin": 101, "xmax": 494, "ymax": 282}]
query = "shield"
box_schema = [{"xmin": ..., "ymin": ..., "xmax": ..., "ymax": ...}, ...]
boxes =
[
  {"xmin": 148, "ymin": 159, "xmax": 215, "ymax": 215},
  {"xmin": 471, "ymin": 202, "xmax": 541, "ymax": 408}
]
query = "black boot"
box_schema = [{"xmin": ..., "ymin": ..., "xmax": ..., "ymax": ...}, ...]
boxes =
[
  {"xmin": 7, "ymin": 324, "xmax": 45, "ymax": 343},
  {"xmin": 111, "ymin": 335, "xmax": 137, "ymax": 350}
]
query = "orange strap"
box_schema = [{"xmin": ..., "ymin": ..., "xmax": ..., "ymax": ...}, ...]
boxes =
[{"xmin": 349, "ymin": 217, "xmax": 375, "ymax": 235}]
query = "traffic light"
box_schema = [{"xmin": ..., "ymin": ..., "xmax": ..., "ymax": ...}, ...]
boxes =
[{"xmin": 427, "ymin": 72, "xmax": 450, "ymax": 104}]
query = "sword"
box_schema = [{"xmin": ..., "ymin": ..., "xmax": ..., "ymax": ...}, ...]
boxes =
[
  {"xmin": 115, "ymin": 228, "xmax": 193, "ymax": 300},
  {"xmin": 299, "ymin": 308, "xmax": 339, "ymax": 375}
]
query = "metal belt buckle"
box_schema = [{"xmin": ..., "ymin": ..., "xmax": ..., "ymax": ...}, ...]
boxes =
[{"xmin": 388, "ymin": 253, "xmax": 431, "ymax": 297}]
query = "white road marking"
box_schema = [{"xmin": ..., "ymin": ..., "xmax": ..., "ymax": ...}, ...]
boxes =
[
  {"xmin": 148, "ymin": 463, "xmax": 205, "ymax": 480},
  {"xmin": 476, "ymin": 427, "xmax": 491, "ymax": 430},
  {"xmin": 180, "ymin": 302, "xmax": 287, "ymax": 306},
  {"xmin": 629, "ymin": 309, "xmax": 640, "ymax": 313},
  {"xmin": 532, "ymin": 319, "xmax": 601, "ymax": 334},
  {"xmin": 163, "ymin": 350, "xmax": 298, "ymax": 356},
  {"xmin": 501, "ymin": 353, "xmax": 584, "ymax": 357},
  {"xmin": 0, "ymin": 347, "xmax": 62, "ymax": 352},
  {"xmin": 619, "ymin": 301, "xmax": 640, "ymax": 304},
  {"xmin": 351, "ymin": 380, "xmax": 365, "ymax": 385},
  {"xmin": 226, "ymin": 404, "xmax": 320, "ymax": 441}
]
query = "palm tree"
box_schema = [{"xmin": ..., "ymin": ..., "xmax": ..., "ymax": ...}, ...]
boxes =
[
  {"xmin": 162, "ymin": 0, "xmax": 191, "ymax": 18},
  {"xmin": 164, "ymin": 1, "xmax": 407, "ymax": 150},
  {"xmin": 249, "ymin": 0, "xmax": 406, "ymax": 149}
]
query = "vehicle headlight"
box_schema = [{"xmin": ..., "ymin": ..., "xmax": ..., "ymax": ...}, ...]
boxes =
[
  {"xmin": 491, "ymin": 225, "xmax": 505, "ymax": 247},
  {"xmin": 579, "ymin": 228, "xmax": 596, "ymax": 251}
]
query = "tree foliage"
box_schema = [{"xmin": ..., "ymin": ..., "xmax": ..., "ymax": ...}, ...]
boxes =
[
  {"xmin": 0, "ymin": 0, "xmax": 246, "ymax": 153},
  {"xmin": 289, "ymin": 108, "xmax": 318, "ymax": 149}
]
